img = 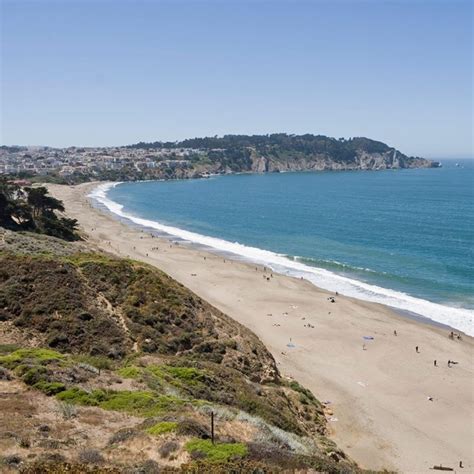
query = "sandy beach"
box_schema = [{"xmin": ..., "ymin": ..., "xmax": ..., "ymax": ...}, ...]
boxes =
[{"xmin": 47, "ymin": 182, "xmax": 473, "ymax": 473}]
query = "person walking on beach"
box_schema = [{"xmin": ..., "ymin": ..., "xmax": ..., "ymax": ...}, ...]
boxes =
[
  {"xmin": 416, "ymin": 346, "xmax": 419, "ymax": 353},
  {"xmin": 434, "ymin": 360, "xmax": 437, "ymax": 367},
  {"xmin": 393, "ymin": 330, "xmax": 397, "ymax": 336}
]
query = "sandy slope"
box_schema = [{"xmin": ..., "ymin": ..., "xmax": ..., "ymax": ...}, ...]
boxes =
[{"xmin": 48, "ymin": 182, "xmax": 473, "ymax": 473}]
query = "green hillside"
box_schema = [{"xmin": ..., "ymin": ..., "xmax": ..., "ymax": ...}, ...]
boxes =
[{"xmin": 0, "ymin": 228, "xmax": 377, "ymax": 473}]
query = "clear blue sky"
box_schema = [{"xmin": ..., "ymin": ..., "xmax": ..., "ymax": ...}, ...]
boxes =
[{"xmin": 1, "ymin": 0, "xmax": 472, "ymax": 158}]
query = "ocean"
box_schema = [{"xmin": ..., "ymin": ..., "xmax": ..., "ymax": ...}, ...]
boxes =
[{"xmin": 90, "ymin": 159, "xmax": 474, "ymax": 336}]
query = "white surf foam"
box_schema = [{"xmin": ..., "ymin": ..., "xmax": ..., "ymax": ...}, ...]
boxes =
[{"xmin": 89, "ymin": 182, "xmax": 474, "ymax": 336}]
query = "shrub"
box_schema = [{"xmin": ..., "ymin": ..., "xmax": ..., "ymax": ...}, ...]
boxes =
[
  {"xmin": 20, "ymin": 366, "xmax": 48, "ymax": 385},
  {"xmin": 0, "ymin": 366, "xmax": 12, "ymax": 380},
  {"xmin": 74, "ymin": 355, "xmax": 112, "ymax": 373},
  {"xmin": 56, "ymin": 388, "xmax": 107, "ymax": 406},
  {"xmin": 56, "ymin": 388, "xmax": 187, "ymax": 417},
  {"xmin": 288, "ymin": 380, "xmax": 317, "ymax": 403},
  {"xmin": 146, "ymin": 421, "xmax": 178, "ymax": 436},
  {"xmin": 78, "ymin": 449, "xmax": 104, "ymax": 464},
  {"xmin": 117, "ymin": 366, "xmax": 141, "ymax": 379},
  {"xmin": 0, "ymin": 344, "xmax": 20, "ymax": 355},
  {"xmin": 164, "ymin": 366, "xmax": 207, "ymax": 385},
  {"xmin": 158, "ymin": 440, "xmax": 179, "ymax": 459},
  {"xmin": 138, "ymin": 459, "xmax": 162, "ymax": 473},
  {"xmin": 99, "ymin": 391, "xmax": 156, "ymax": 413},
  {"xmin": 0, "ymin": 348, "xmax": 64, "ymax": 369},
  {"xmin": 108, "ymin": 429, "xmax": 138, "ymax": 446},
  {"xmin": 57, "ymin": 401, "xmax": 77, "ymax": 420},
  {"xmin": 18, "ymin": 437, "xmax": 30, "ymax": 448},
  {"xmin": 34, "ymin": 381, "xmax": 66, "ymax": 395},
  {"xmin": 145, "ymin": 364, "xmax": 209, "ymax": 394},
  {"xmin": 185, "ymin": 439, "xmax": 248, "ymax": 463},
  {"xmin": 177, "ymin": 419, "xmax": 210, "ymax": 438},
  {"xmin": 2, "ymin": 454, "xmax": 22, "ymax": 466}
]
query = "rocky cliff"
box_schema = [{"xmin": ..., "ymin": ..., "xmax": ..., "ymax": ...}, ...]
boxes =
[
  {"xmin": 247, "ymin": 148, "xmax": 434, "ymax": 173},
  {"xmin": 128, "ymin": 134, "xmax": 439, "ymax": 180}
]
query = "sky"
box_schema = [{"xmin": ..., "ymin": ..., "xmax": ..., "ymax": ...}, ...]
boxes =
[{"xmin": 1, "ymin": 0, "xmax": 472, "ymax": 158}]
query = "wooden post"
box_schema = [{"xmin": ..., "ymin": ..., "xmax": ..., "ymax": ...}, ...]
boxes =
[{"xmin": 211, "ymin": 411, "xmax": 215, "ymax": 445}]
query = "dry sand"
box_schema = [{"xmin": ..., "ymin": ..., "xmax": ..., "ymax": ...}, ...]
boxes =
[{"xmin": 48, "ymin": 182, "xmax": 473, "ymax": 473}]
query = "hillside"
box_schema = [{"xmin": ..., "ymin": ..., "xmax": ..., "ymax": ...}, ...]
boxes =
[
  {"xmin": 2, "ymin": 134, "xmax": 439, "ymax": 184},
  {"xmin": 0, "ymin": 229, "xmax": 372, "ymax": 473},
  {"xmin": 127, "ymin": 134, "xmax": 438, "ymax": 178}
]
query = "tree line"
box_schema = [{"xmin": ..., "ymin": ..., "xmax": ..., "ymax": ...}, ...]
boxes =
[{"xmin": 126, "ymin": 133, "xmax": 402, "ymax": 164}]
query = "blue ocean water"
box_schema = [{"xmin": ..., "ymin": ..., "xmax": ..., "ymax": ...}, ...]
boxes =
[{"xmin": 93, "ymin": 159, "xmax": 474, "ymax": 334}]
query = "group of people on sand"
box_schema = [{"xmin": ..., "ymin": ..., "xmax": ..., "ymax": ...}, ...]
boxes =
[
  {"xmin": 449, "ymin": 331, "xmax": 462, "ymax": 341},
  {"xmin": 413, "ymin": 343, "xmax": 460, "ymax": 369}
]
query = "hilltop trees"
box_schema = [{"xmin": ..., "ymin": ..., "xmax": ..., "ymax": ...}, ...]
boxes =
[
  {"xmin": 26, "ymin": 187, "xmax": 65, "ymax": 219},
  {"xmin": 0, "ymin": 179, "xmax": 79, "ymax": 240}
]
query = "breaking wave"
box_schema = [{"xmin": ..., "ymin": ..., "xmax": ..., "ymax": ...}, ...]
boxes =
[{"xmin": 89, "ymin": 182, "xmax": 474, "ymax": 336}]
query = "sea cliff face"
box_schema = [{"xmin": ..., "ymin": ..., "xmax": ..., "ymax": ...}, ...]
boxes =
[
  {"xmin": 158, "ymin": 148, "xmax": 437, "ymax": 180},
  {"xmin": 184, "ymin": 150, "xmax": 439, "ymax": 178},
  {"xmin": 247, "ymin": 149, "xmax": 435, "ymax": 173}
]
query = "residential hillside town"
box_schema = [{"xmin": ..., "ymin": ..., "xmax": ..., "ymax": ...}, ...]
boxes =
[{"xmin": 0, "ymin": 145, "xmax": 205, "ymax": 181}]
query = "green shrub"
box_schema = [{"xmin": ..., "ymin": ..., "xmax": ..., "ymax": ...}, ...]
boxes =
[
  {"xmin": 56, "ymin": 388, "xmax": 187, "ymax": 417},
  {"xmin": 185, "ymin": 439, "xmax": 248, "ymax": 463},
  {"xmin": 146, "ymin": 421, "xmax": 178, "ymax": 436},
  {"xmin": 34, "ymin": 381, "xmax": 66, "ymax": 395},
  {"xmin": 164, "ymin": 366, "xmax": 207, "ymax": 385},
  {"xmin": 288, "ymin": 380, "xmax": 316, "ymax": 402},
  {"xmin": 99, "ymin": 391, "xmax": 157, "ymax": 413},
  {"xmin": 0, "ymin": 344, "xmax": 20, "ymax": 355},
  {"xmin": 117, "ymin": 366, "xmax": 141, "ymax": 379},
  {"xmin": 21, "ymin": 366, "xmax": 48, "ymax": 385},
  {"xmin": 0, "ymin": 348, "xmax": 64, "ymax": 369},
  {"xmin": 56, "ymin": 387, "xmax": 107, "ymax": 406}
]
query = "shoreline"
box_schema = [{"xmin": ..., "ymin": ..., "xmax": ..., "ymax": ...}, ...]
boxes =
[
  {"xmin": 91, "ymin": 186, "xmax": 454, "ymax": 335},
  {"xmin": 48, "ymin": 182, "xmax": 474, "ymax": 473},
  {"xmin": 90, "ymin": 180, "xmax": 473, "ymax": 337}
]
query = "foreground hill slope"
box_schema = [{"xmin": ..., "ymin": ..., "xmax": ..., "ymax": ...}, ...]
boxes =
[{"xmin": 0, "ymin": 229, "xmax": 374, "ymax": 473}]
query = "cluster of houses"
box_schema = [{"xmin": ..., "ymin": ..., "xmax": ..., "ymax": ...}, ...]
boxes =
[{"xmin": 0, "ymin": 145, "xmax": 205, "ymax": 178}]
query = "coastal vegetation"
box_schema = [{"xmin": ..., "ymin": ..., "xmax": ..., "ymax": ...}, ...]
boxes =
[
  {"xmin": 0, "ymin": 226, "xmax": 378, "ymax": 473},
  {"xmin": 130, "ymin": 133, "xmax": 408, "ymax": 162},
  {"xmin": 0, "ymin": 179, "xmax": 79, "ymax": 240}
]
